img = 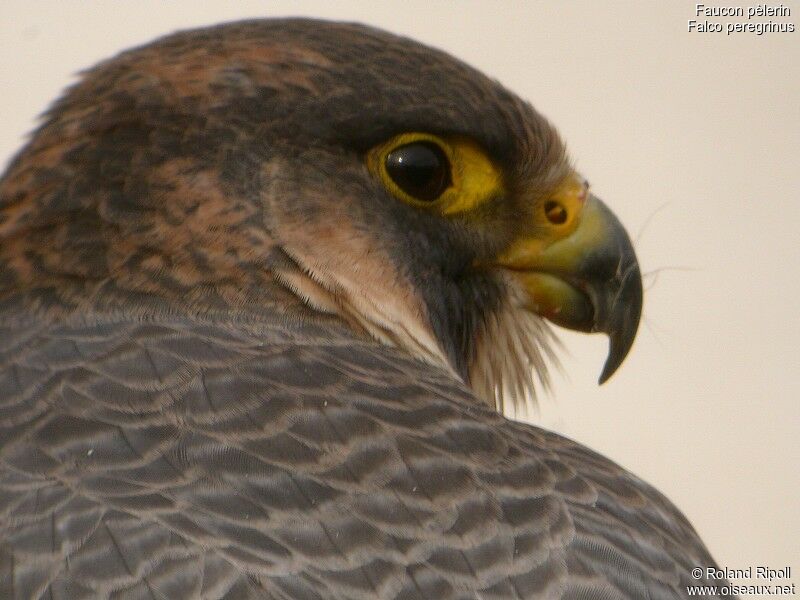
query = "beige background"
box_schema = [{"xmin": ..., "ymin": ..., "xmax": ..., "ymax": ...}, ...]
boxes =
[{"xmin": 2, "ymin": 1, "xmax": 797, "ymax": 593}]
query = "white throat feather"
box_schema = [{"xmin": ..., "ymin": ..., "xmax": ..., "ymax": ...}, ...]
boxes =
[{"xmin": 468, "ymin": 281, "xmax": 562, "ymax": 417}]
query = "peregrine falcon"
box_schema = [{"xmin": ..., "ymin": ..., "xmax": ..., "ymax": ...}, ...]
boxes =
[{"xmin": 0, "ymin": 19, "xmax": 731, "ymax": 599}]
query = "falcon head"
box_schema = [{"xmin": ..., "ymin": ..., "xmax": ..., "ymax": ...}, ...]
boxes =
[{"xmin": 0, "ymin": 19, "xmax": 642, "ymax": 412}]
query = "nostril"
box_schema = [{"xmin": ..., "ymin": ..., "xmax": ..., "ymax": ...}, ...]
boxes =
[{"xmin": 545, "ymin": 200, "xmax": 567, "ymax": 225}]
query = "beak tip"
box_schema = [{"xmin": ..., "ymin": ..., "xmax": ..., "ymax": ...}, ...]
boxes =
[
  {"xmin": 596, "ymin": 264, "xmax": 643, "ymax": 385},
  {"xmin": 597, "ymin": 344, "xmax": 626, "ymax": 384},
  {"xmin": 597, "ymin": 342, "xmax": 625, "ymax": 384},
  {"xmin": 596, "ymin": 334, "xmax": 635, "ymax": 384}
]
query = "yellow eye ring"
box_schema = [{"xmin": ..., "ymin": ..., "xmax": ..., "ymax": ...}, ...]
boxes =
[{"xmin": 367, "ymin": 132, "xmax": 505, "ymax": 215}]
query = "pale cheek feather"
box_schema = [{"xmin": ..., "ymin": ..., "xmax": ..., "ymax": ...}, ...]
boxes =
[{"xmin": 469, "ymin": 275, "xmax": 560, "ymax": 415}]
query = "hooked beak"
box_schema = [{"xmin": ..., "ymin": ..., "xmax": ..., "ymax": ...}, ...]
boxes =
[{"xmin": 497, "ymin": 174, "xmax": 643, "ymax": 383}]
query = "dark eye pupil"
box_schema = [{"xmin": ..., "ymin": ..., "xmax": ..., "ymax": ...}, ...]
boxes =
[{"xmin": 385, "ymin": 141, "xmax": 451, "ymax": 201}]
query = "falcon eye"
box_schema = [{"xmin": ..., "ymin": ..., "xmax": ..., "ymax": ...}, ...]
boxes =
[
  {"xmin": 385, "ymin": 142, "xmax": 451, "ymax": 202},
  {"xmin": 367, "ymin": 132, "xmax": 504, "ymax": 214}
]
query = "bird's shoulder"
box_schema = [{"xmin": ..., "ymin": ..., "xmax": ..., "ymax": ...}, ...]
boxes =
[{"xmin": 0, "ymin": 310, "xmax": 727, "ymax": 599}]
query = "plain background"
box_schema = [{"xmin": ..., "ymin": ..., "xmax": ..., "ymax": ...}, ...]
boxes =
[{"xmin": 1, "ymin": 1, "xmax": 797, "ymax": 593}]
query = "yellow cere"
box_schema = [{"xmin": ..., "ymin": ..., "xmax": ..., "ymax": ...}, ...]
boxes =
[
  {"xmin": 495, "ymin": 172, "xmax": 589, "ymax": 269},
  {"xmin": 367, "ymin": 132, "xmax": 505, "ymax": 215},
  {"xmin": 541, "ymin": 172, "xmax": 585, "ymax": 233}
]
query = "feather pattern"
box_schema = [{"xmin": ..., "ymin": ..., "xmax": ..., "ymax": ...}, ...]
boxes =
[{"xmin": 0, "ymin": 307, "xmax": 731, "ymax": 599}]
